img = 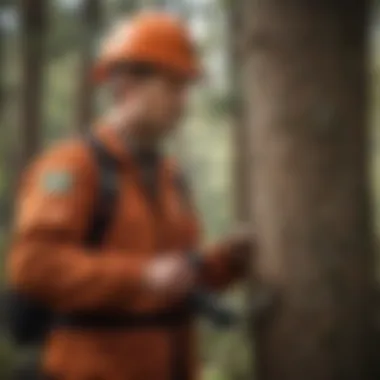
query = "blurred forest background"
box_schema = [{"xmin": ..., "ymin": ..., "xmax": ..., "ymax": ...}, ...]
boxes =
[{"xmin": 0, "ymin": 0, "xmax": 380, "ymax": 379}]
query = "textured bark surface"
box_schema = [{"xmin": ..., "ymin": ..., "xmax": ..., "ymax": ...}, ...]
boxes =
[
  {"xmin": 246, "ymin": 1, "xmax": 377, "ymax": 379},
  {"xmin": 0, "ymin": 9, "xmax": 3, "ymax": 120}
]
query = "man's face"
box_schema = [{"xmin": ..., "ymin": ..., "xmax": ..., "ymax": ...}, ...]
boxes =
[{"xmin": 111, "ymin": 71, "xmax": 191, "ymax": 140}]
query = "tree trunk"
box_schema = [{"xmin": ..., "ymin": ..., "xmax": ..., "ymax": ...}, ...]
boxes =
[
  {"xmin": 0, "ymin": 8, "xmax": 3, "ymax": 120},
  {"xmin": 19, "ymin": 0, "xmax": 47, "ymax": 167},
  {"xmin": 77, "ymin": 0, "xmax": 102, "ymax": 132},
  {"xmin": 247, "ymin": 1, "xmax": 377, "ymax": 379}
]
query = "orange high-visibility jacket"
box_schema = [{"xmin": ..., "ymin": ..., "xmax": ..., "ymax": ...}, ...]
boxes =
[{"xmin": 8, "ymin": 125, "xmax": 245, "ymax": 380}]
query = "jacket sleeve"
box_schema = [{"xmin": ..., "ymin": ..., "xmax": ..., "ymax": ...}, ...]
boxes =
[{"xmin": 7, "ymin": 142, "xmax": 150, "ymax": 313}]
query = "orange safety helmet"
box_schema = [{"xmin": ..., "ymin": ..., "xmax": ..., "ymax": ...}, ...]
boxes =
[{"xmin": 93, "ymin": 11, "xmax": 203, "ymax": 83}]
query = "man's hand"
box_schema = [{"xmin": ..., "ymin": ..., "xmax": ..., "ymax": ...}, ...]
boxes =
[
  {"xmin": 214, "ymin": 225, "xmax": 254, "ymax": 274},
  {"xmin": 143, "ymin": 254, "xmax": 196, "ymax": 297},
  {"xmin": 223, "ymin": 225, "xmax": 253, "ymax": 254}
]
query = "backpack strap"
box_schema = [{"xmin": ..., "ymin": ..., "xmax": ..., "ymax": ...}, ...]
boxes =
[
  {"xmin": 84, "ymin": 135, "xmax": 120, "ymax": 247},
  {"xmin": 170, "ymin": 164, "xmax": 193, "ymax": 210}
]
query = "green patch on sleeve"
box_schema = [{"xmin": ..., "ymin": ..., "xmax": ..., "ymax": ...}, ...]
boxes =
[{"xmin": 41, "ymin": 171, "xmax": 74, "ymax": 194}]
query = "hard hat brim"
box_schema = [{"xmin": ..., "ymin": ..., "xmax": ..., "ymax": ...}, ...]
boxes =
[{"xmin": 92, "ymin": 59, "xmax": 204, "ymax": 85}]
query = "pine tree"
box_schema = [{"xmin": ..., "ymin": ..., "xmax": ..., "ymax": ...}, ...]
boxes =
[{"xmin": 19, "ymin": 0, "xmax": 47, "ymax": 166}]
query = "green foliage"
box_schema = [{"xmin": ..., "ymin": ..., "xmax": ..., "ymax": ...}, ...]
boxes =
[
  {"xmin": 47, "ymin": 4, "xmax": 81, "ymax": 59},
  {"xmin": 43, "ymin": 52, "xmax": 79, "ymax": 141}
]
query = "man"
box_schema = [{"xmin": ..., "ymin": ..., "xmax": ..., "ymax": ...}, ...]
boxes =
[{"xmin": 8, "ymin": 11, "xmax": 252, "ymax": 380}]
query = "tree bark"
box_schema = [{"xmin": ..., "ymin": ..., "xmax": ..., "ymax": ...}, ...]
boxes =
[
  {"xmin": 77, "ymin": 0, "xmax": 102, "ymax": 132},
  {"xmin": 0, "ymin": 7, "xmax": 3, "ymax": 120},
  {"xmin": 19, "ymin": 0, "xmax": 47, "ymax": 167},
  {"xmin": 247, "ymin": 1, "xmax": 377, "ymax": 379}
]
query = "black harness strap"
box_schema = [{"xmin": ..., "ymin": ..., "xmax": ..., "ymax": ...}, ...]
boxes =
[
  {"xmin": 55, "ymin": 308, "xmax": 192, "ymax": 330},
  {"xmin": 84, "ymin": 135, "xmax": 120, "ymax": 247}
]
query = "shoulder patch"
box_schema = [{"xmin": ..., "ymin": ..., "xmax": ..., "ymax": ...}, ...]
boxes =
[{"xmin": 40, "ymin": 171, "xmax": 74, "ymax": 194}]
